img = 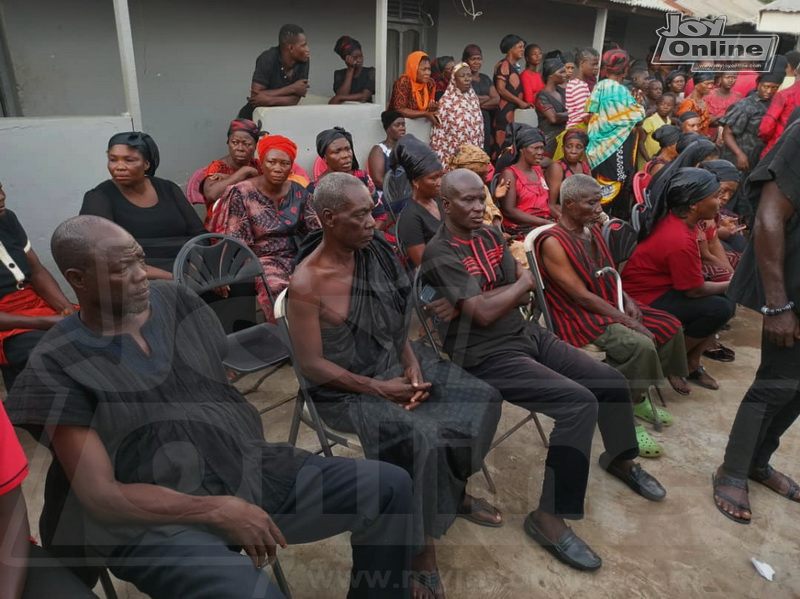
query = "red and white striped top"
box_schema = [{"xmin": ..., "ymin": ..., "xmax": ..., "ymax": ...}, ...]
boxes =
[{"xmin": 565, "ymin": 79, "xmax": 591, "ymax": 128}]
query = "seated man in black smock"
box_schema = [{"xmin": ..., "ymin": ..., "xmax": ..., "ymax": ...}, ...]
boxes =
[
  {"xmin": 239, "ymin": 23, "xmax": 311, "ymax": 119},
  {"xmin": 287, "ymin": 172, "xmax": 503, "ymax": 599},
  {"xmin": 5, "ymin": 215, "xmax": 412, "ymax": 599},
  {"xmin": 420, "ymin": 169, "xmax": 667, "ymax": 573}
]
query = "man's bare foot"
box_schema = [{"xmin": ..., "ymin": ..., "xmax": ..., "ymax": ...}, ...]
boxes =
[
  {"xmin": 712, "ymin": 466, "xmax": 751, "ymax": 523},
  {"xmin": 457, "ymin": 494, "xmax": 503, "ymax": 527},
  {"xmin": 667, "ymin": 375, "xmax": 691, "ymax": 395},
  {"xmin": 749, "ymin": 465, "xmax": 800, "ymax": 502}
]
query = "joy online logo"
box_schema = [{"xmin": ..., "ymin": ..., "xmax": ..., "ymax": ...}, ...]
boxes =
[{"xmin": 653, "ymin": 13, "xmax": 779, "ymax": 72}]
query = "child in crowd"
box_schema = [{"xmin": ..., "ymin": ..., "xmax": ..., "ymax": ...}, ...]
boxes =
[
  {"xmin": 638, "ymin": 92, "xmax": 676, "ymax": 169},
  {"xmin": 645, "ymin": 78, "xmax": 663, "ymax": 114}
]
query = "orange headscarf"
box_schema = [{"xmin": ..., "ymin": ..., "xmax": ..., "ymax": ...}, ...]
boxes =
[
  {"xmin": 405, "ymin": 51, "xmax": 431, "ymax": 111},
  {"xmin": 257, "ymin": 134, "xmax": 297, "ymax": 165}
]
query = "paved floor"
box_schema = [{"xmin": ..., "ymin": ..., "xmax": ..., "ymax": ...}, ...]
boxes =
[{"xmin": 16, "ymin": 306, "xmax": 800, "ymax": 598}]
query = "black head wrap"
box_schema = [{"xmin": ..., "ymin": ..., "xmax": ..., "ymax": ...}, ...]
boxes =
[
  {"xmin": 227, "ymin": 118, "xmax": 262, "ymax": 143},
  {"xmin": 561, "ymin": 52, "xmax": 575, "ymax": 66},
  {"xmin": 432, "ymin": 56, "xmax": 455, "ymax": 75},
  {"xmin": 107, "ymin": 132, "xmax": 160, "ymax": 176},
  {"xmin": 663, "ymin": 167, "xmax": 720, "ymax": 208},
  {"xmin": 334, "ymin": 36, "xmax": 361, "ymax": 59},
  {"xmin": 500, "ymin": 34, "xmax": 524, "ymax": 54},
  {"xmin": 664, "ymin": 69, "xmax": 686, "ymax": 90},
  {"xmin": 652, "ymin": 125, "xmax": 681, "ymax": 149},
  {"xmin": 462, "ymin": 44, "xmax": 482, "ymax": 62},
  {"xmin": 316, "ymin": 126, "xmax": 359, "ymax": 169},
  {"xmin": 679, "ymin": 110, "xmax": 701, "ymax": 123},
  {"xmin": 700, "ymin": 159, "xmax": 739, "ymax": 182},
  {"xmin": 759, "ymin": 55, "xmax": 787, "ymax": 84},
  {"xmin": 389, "ymin": 134, "xmax": 443, "ymax": 181},
  {"xmin": 676, "ymin": 132, "xmax": 703, "ymax": 153},
  {"xmin": 692, "ymin": 71, "xmax": 716, "ymax": 85},
  {"xmin": 542, "ymin": 58, "xmax": 566, "ymax": 81},
  {"xmin": 381, "ymin": 110, "xmax": 403, "ymax": 131},
  {"xmin": 507, "ymin": 122, "xmax": 545, "ymax": 153}
]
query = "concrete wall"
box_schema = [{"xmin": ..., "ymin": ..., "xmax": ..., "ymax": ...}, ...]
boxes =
[{"xmin": 0, "ymin": 116, "xmax": 135, "ymax": 291}]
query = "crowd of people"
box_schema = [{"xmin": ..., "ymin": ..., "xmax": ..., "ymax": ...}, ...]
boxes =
[{"xmin": 1, "ymin": 20, "xmax": 800, "ymax": 599}]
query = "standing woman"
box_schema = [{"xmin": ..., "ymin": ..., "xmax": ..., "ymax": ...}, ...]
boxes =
[
  {"xmin": 393, "ymin": 134, "xmax": 445, "ymax": 267},
  {"xmin": 367, "ymin": 110, "xmax": 406, "ymax": 194},
  {"xmin": 431, "ymin": 56, "xmax": 455, "ymax": 102},
  {"xmin": 212, "ymin": 135, "xmax": 319, "ymax": 321},
  {"xmin": 586, "ymin": 49, "xmax": 645, "ymax": 218},
  {"xmin": 492, "ymin": 34, "xmax": 529, "ymax": 158},
  {"xmin": 678, "ymin": 72, "xmax": 715, "ymax": 137},
  {"xmin": 664, "ymin": 70, "xmax": 687, "ymax": 101},
  {"xmin": 329, "ymin": 35, "xmax": 375, "ymax": 104},
  {"xmin": 535, "ymin": 58, "xmax": 569, "ymax": 158},
  {"xmin": 463, "ymin": 44, "xmax": 500, "ymax": 153},
  {"xmin": 429, "ymin": 62, "xmax": 484, "ymax": 167},
  {"xmin": 81, "ymin": 132, "xmax": 205, "ymax": 279},
  {"xmin": 497, "ymin": 124, "xmax": 553, "ymax": 238},
  {"xmin": 520, "ymin": 44, "xmax": 544, "ymax": 106},
  {"xmin": 388, "ymin": 51, "xmax": 440, "ymax": 126}
]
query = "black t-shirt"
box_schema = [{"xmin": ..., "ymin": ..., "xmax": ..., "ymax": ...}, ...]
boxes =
[
  {"xmin": 252, "ymin": 46, "xmax": 310, "ymax": 89},
  {"xmin": 0, "ymin": 210, "xmax": 32, "ymax": 299},
  {"xmin": 333, "ymin": 66, "xmax": 376, "ymax": 99},
  {"xmin": 6, "ymin": 282, "xmax": 310, "ymax": 551},
  {"xmin": 396, "ymin": 200, "xmax": 442, "ymax": 264},
  {"xmin": 421, "ymin": 225, "xmax": 536, "ymax": 368}
]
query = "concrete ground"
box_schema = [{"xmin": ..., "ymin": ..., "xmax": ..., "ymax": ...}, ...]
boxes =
[{"xmin": 16, "ymin": 306, "xmax": 800, "ymax": 598}]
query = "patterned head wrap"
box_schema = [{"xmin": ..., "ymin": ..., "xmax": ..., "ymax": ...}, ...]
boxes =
[
  {"xmin": 227, "ymin": 119, "xmax": 262, "ymax": 143},
  {"xmin": 107, "ymin": 132, "xmax": 160, "ymax": 176},
  {"xmin": 257, "ymin": 134, "xmax": 297, "ymax": 165},
  {"xmin": 601, "ymin": 49, "xmax": 630, "ymax": 75},
  {"xmin": 334, "ymin": 36, "xmax": 361, "ymax": 59},
  {"xmin": 448, "ymin": 144, "xmax": 490, "ymax": 171},
  {"xmin": 563, "ymin": 128, "xmax": 589, "ymax": 147}
]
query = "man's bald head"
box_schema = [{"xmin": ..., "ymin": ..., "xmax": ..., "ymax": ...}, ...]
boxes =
[
  {"xmin": 441, "ymin": 168, "xmax": 485, "ymax": 201},
  {"xmin": 51, "ymin": 215, "xmax": 135, "ymax": 274}
]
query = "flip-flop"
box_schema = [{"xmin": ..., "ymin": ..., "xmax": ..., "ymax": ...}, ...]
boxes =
[
  {"xmin": 410, "ymin": 570, "xmax": 445, "ymax": 599},
  {"xmin": 711, "ymin": 472, "xmax": 751, "ymax": 524},
  {"xmin": 749, "ymin": 465, "xmax": 800, "ymax": 503},
  {"xmin": 687, "ymin": 367, "xmax": 719, "ymax": 390},
  {"xmin": 634, "ymin": 400, "xmax": 674, "ymax": 426},
  {"xmin": 636, "ymin": 425, "xmax": 662, "ymax": 458},
  {"xmin": 668, "ymin": 376, "xmax": 691, "ymax": 396},
  {"xmin": 457, "ymin": 495, "xmax": 504, "ymax": 528}
]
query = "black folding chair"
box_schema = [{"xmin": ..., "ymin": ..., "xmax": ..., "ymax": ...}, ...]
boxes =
[
  {"xmin": 411, "ymin": 269, "xmax": 549, "ymax": 495},
  {"xmin": 173, "ymin": 233, "xmax": 291, "ymax": 401}
]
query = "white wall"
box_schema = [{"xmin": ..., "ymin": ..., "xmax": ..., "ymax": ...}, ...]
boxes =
[{"xmin": 0, "ymin": 116, "xmax": 135, "ymax": 290}]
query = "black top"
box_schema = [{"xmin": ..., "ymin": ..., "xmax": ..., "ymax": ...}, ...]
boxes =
[
  {"xmin": 6, "ymin": 282, "xmax": 311, "ymax": 550},
  {"xmin": 333, "ymin": 66, "xmax": 376, "ymax": 99},
  {"xmin": 422, "ymin": 225, "xmax": 537, "ymax": 368},
  {"xmin": 471, "ymin": 73, "xmax": 494, "ymax": 150},
  {"xmin": 80, "ymin": 177, "xmax": 205, "ymax": 272},
  {"xmin": 252, "ymin": 46, "xmax": 310, "ymax": 89},
  {"xmin": 396, "ymin": 200, "xmax": 442, "ymax": 264},
  {"xmin": 0, "ymin": 210, "xmax": 32, "ymax": 299}
]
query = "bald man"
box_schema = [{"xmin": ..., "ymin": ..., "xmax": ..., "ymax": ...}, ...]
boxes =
[
  {"xmin": 421, "ymin": 169, "xmax": 666, "ymax": 573},
  {"xmin": 6, "ymin": 215, "xmax": 412, "ymax": 599}
]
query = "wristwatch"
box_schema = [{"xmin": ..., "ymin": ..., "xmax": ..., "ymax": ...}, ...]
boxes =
[{"xmin": 760, "ymin": 301, "xmax": 795, "ymax": 316}]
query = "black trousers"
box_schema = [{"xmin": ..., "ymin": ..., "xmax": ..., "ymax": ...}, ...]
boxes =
[
  {"xmin": 651, "ymin": 289, "xmax": 735, "ymax": 339},
  {"xmin": 21, "ymin": 543, "xmax": 98, "ymax": 598},
  {"xmin": 2, "ymin": 330, "xmax": 46, "ymax": 391},
  {"xmin": 723, "ymin": 329, "xmax": 800, "ymax": 479},
  {"xmin": 467, "ymin": 325, "xmax": 638, "ymax": 519},
  {"xmin": 107, "ymin": 456, "xmax": 412, "ymax": 599}
]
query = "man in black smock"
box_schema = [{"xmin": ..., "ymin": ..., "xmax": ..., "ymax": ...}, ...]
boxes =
[
  {"xmin": 421, "ymin": 169, "xmax": 666, "ymax": 573},
  {"xmin": 713, "ymin": 120, "xmax": 800, "ymax": 524},
  {"xmin": 5, "ymin": 215, "xmax": 412, "ymax": 599}
]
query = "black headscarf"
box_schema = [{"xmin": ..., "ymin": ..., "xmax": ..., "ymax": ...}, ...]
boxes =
[
  {"xmin": 381, "ymin": 110, "xmax": 403, "ymax": 130},
  {"xmin": 316, "ymin": 126, "xmax": 359, "ymax": 169},
  {"xmin": 389, "ymin": 134, "xmax": 443, "ymax": 181},
  {"xmin": 663, "ymin": 168, "xmax": 720, "ymax": 208},
  {"xmin": 542, "ymin": 58, "xmax": 565, "ymax": 81},
  {"xmin": 759, "ymin": 55, "xmax": 787, "ymax": 84},
  {"xmin": 107, "ymin": 132, "xmax": 160, "ymax": 176},
  {"xmin": 664, "ymin": 69, "xmax": 686, "ymax": 90},
  {"xmin": 692, "ymin": 71, "xmax": 716, "ymax": 85},
  {"xmin": 508, "ymin": 122, "xmax": 545, "ymax": 153},
  {"xmin": 334, "ymin": 36, "xmax": 361, "ymax": 59},
  {"xmin": 652, "ymin": 125, "xmax": 681, "ymax": 149},
  {"xmin": 676, "ymin": 132, "xmax": 703, "ymax": 153},
  {"xmin": 679, "ymin": 110, "xmax": 701, "ymax": 123},
  {"xmin": 432, "ymin": 56, "xmax": 455, "ymax": 75},
  {"xmin": 562, "ymin": 52, "xmax": 575, "ymax": 66},
  {"xmin": 500, "ymin": 34, "xmax": 524, "ymax": 54},
  {"xmin": 700, "ymin": 159, "xmax": 739, "ymax": 182}
]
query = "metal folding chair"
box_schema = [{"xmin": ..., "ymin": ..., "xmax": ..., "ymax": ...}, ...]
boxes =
[
  {"xmin": 172, "ymin": 233, "xmax": 291, "ymax": 401},
  {"xmin": 411, "ymin": 269, "xmax": 549, "ymax": 495},
  {"xmin": 274, "ymin": 289, "xmax": 363, "ymax": 456}
]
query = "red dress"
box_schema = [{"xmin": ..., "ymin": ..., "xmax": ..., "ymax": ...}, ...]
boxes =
[{"xmin": 502, "ymin": 164, "xmax": 551, "ymax": 237}]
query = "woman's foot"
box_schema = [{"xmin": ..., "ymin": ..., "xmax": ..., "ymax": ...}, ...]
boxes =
[
  {"xmin": 667, "ymin": 375, "xmax": 691, "ymax": 395},
  {"xmin": 457, "ymin": 494, "xmax": 503, "ymax": 527},
  {"xmin": 712, "ymin": 466, "xmax": 751, "ymax": 523}
]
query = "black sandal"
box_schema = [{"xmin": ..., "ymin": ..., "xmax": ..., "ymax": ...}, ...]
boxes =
[
  {"xmin": 711, "ymin": 472, "xmax": 751, "ymax": 524},
  {"xmin": 749, "ymin": 465, "xmax": 800, "ymax": 503},
  {"xmin": 457, "ymin": 495, "xmax": 504, "ymax": 528},
  {"xmin": 687, "ymin": 367, "xmax": 719, "ymax": 390},
  {"xmin": 410, "ymin": 570, "xmax": 445, "ymax": 599}
]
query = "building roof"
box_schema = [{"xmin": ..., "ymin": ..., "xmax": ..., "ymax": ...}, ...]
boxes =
[
  {"xmin": 760, "ymin": 0, "xmax": 800, "ymax": 13},
  {"xmin": 606, "ymin": 0, "xmax": 673, "ymax": 11},
  {"xmin": 673, "ymin": 0, "xmax": 765, "ymax": 25}
]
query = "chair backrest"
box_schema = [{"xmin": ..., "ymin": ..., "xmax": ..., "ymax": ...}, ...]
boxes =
[
  {"xmin": 173, "ymin": 233, "xmax": 267, "ymax": 294},
  {"xmin": 523, "ymin": 224, "xmax": 557, "ymax": 331},
  {"xmin": 602, "ymin": 218, "xmax": 638, "ymax": 267},
  {"xmin": 632, "ymin": 170, "xmax": 651, "ymax": 206},
  {"xmin": 274, "ymin": 289, "xmax": 315, "ymax": 395},
  {"xmin": 631, "ymin": 202, "xmax": 647, "ymax": 233}
]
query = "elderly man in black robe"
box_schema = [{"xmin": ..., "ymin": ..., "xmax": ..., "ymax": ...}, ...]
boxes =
[{"xmin": 287, "ymin": 172, "xmax": 503, "ymax": 599}]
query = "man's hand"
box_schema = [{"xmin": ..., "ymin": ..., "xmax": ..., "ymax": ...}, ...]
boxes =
[
  {"xmin": 38, "ymin": 315, "xmax": 64, "ymax": 329},
  {"xmin": 210, "ymin": 497, "xmax": 287, "ymax": 568},
  {"xmin": 290, "ymin": 79, "xmax": 310, "ymax": 97},
  {"xmin": 735, "ymin": 151, "xmax": 750, "ymax": 172},
  {"xmin": 375, "ymin": 377, "xmax": 431, "ymax": 409},
  {"xmin": 627, "ymin": 318, "xmax": 655, "ymax": 341},
  {"xmin": 764, "ymin": 311, "xmax": 800, "ymax": 348},
  {"xmin": 404, "ymin": 364, "xmax": 432, "ymax": 405},
  {"xmin": 424, "ymin": 297, "xmax": 459, "ymax": 322},
  {"xmin": 624, "ymin": 298, "xmax": 643, "ymax": 323}
]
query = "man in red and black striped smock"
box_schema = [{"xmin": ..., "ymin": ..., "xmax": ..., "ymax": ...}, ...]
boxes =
[
  {"xmin": 421, "ymin": 169, "xmax": 666, "ymax": 573},
  {"xmin": 536, "ymin": 175, "xmax": 690, "ymax": 419}
]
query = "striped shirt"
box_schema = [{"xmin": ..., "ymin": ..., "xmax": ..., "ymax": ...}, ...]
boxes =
[{"xmin": 565, "ymin": 78, "xmax": 591, "ymax": 128}]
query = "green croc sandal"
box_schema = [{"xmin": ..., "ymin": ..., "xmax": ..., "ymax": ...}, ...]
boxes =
[
  {"xmin": 636, "ymin": 425, "xmax": 662, "ymax": 458},
  {"xmin": 634, "ymin": 400, "xmax": 674, "ymax": 426}
]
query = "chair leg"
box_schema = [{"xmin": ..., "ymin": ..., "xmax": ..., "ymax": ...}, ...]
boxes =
[
  {"xmin": 271, "ymin": 557, "xmax": 293, "ymax": 599},
  {"xmin": 531, "ymin": 413, "xmax": 549, "ymax": 448},
  {"xmin": 654, "ymin": 383, "xmax": 667, "ymax": 407},
  {"xmin": 239, "ymin": 365, "xmax": 282, "ymax": 395},
  {"xmin": 481, "ymin": 461, "xmax": 497, "ymax": 495},
  {"xmin": 99, "ymin": 569, "xmax": 119, "ymax": 599},
  {"xmin": 647, "ymin": 386, "xmax": 664, "ymax": 433},
  {"xmin": 287, "ymin": 392, "xmax": 304, "ymax": 445}
]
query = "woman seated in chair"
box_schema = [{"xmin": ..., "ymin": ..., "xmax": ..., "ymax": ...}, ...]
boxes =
[
  {"xmin": 367, "ymin": 110, "xmax": 406, "ymax": 198},
  {"xmin": 644, "ymin": 124, "xmax": 681, "ymax": 177},
  {"xmin": 211, "ymin": 134, "xmax": 319, "ymax": 321},
  {"xmin": 545, "ymin": 128, "xmax": 591, "ymax": 220},
  {"xmin": 81, "ymin": 132, "xmax": 205, "ymax": 279}
]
